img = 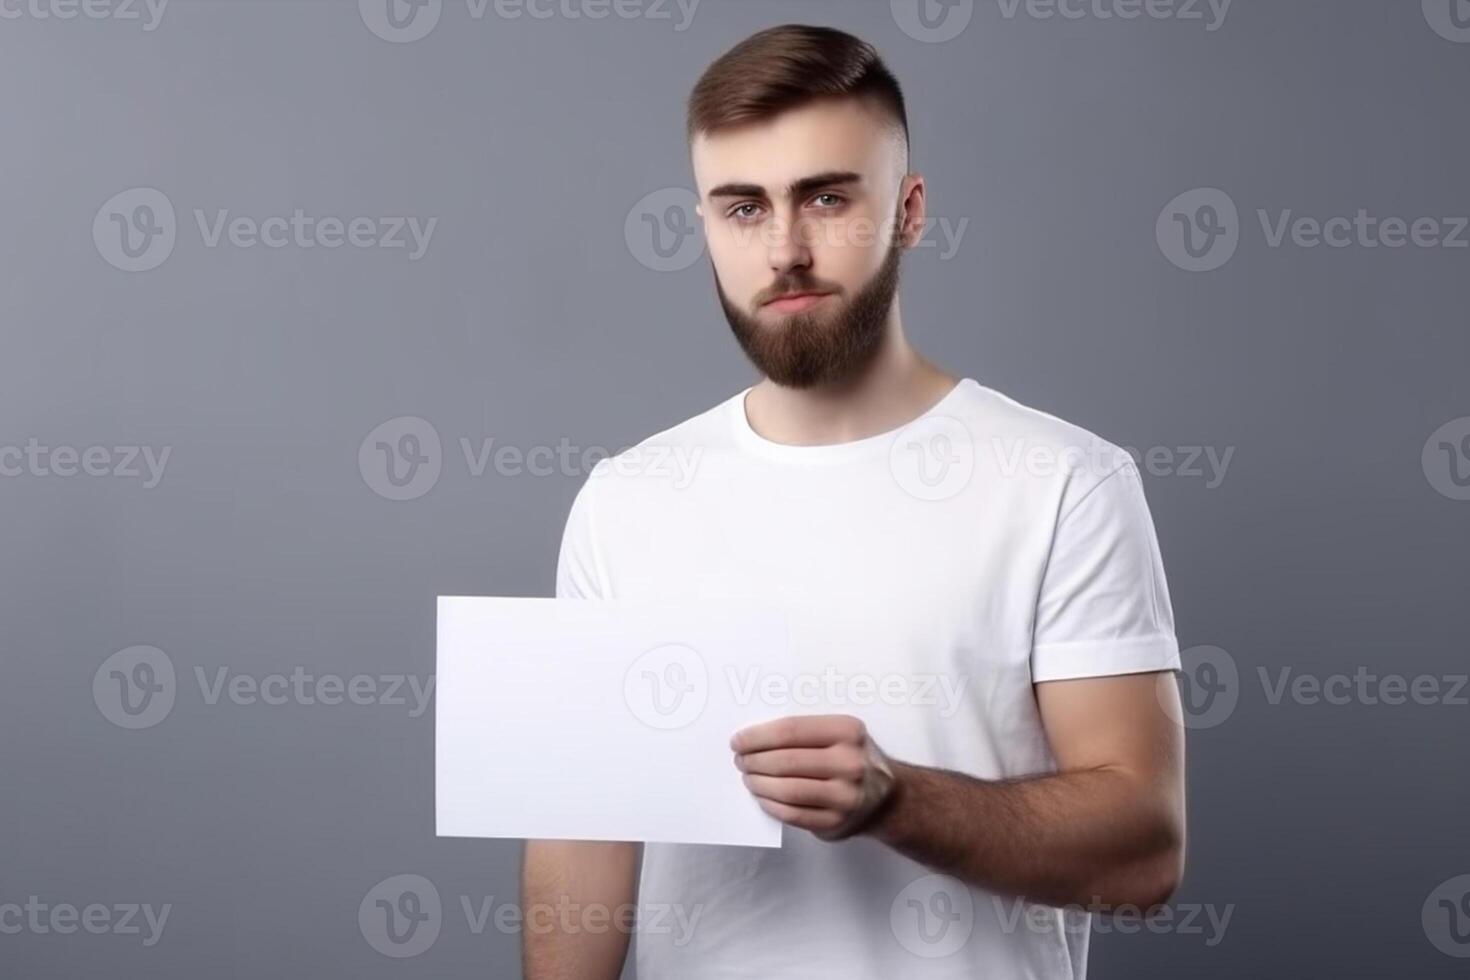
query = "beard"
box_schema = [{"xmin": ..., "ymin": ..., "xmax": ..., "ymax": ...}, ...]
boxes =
[{"xmin": 713, "ymin": 233, "xmax": 903, "ymax": 390}]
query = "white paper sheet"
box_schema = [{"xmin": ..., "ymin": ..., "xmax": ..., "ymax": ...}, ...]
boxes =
[{"xmin": 435, "ymin": 595, "xmax": 787, "ymax": 847}]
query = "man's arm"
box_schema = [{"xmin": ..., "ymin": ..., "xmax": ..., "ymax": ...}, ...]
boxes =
[
  {"xmin": 533, "ymin": 477, "xmax": 638, "ymax": 977},
  {"xmin": 521, "ymin": 840, "xmax": 640, "ymax": 980},
  {"xmin": 733, "ymin": 671, "xmax": 1186, "ymax": 911},
  {"xmin": 869, "ymin": 671, "xmax": 1186, "ymax": 910}
]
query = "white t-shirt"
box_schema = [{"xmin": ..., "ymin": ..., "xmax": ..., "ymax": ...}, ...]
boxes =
[{"xmin": 554, "ymin": 376, "xmax": 1181, "ymax": 980}]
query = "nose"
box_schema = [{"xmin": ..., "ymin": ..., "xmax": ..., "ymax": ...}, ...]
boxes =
[{"xmin": 766, "ymin": 211, "xmax": 814, "ymax": 277}]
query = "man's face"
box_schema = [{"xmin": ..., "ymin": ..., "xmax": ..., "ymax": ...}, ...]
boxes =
[{"xmin": 691, "ymin": 97, "xmax": 915, "ymax": 388}]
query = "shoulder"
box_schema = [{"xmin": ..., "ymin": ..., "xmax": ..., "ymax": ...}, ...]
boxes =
[
  {"xmin": 963, "ymin": 379, "xmax": 1134, "ymax": 468},
  {"xmin": 953, "ymin": 380, "xmax": 1140, "ymax": 513}
]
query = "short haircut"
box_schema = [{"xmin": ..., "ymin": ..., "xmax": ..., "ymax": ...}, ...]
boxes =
[{"xmin": 686, "ymin": 24, "xmax": 909, "ymax": 168}]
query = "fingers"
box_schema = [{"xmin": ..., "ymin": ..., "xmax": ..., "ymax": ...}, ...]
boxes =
[
  {"xmin": 740, "ymin": 772, "xmax": 865, "ymax": 811},
  {"xmin": 730, "ymin": 714, "xmax": 866, "ymax": 753},
  {"xmin": 731, "ymin": 721, "xmax": 900, "ymax": 842},
  {"xmin": 749, "ymin": 796, "xmax": 847, "ymax": 836},
  {"xmin": 735, "ymin": 746, "xmax": 867, "ymax": 781}
]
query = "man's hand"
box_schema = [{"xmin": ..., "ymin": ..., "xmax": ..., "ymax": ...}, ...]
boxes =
[{"xmin": 730, "ymin": 714, "xmax": 900, "ymax": 841}]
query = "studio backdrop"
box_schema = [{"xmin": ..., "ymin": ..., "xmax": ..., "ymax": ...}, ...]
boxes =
[{"xmin": 2, "ymin": 0, "xmax": 1467, "ymax": 977}]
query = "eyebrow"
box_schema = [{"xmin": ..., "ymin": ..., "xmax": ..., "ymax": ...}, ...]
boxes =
[{"xmin": 706, "ymin": 170, "xmax": 863, "ymax": 203}]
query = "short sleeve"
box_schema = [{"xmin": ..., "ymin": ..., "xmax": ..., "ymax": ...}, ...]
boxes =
[
  {"xmin": 1030, "ymin": 460, "xmax": 1181, "ymax": 682},
  {"xmin": 554, "ymin": 477, "xmax": 609, "ymax": 600}
]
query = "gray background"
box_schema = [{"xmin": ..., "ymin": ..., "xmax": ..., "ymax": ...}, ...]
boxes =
[{"xmin": 3, "ymin": 0, "xmax": 1468, "ymax": 976}]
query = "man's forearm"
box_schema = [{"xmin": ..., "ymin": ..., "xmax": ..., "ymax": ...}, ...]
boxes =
[
  {"xmin": 868, "ymin": 760, "xmax": 1184, "ymax": 911},
  {"xmin": 521, "ymin": 840, "xmax": 639, "ymax": 980}
]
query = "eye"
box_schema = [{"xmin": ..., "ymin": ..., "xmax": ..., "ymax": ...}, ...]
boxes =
[
  {"xmin": 810, "ymin": 192, "xmax": 846, "ymax": 209},
  {"xmin": 728, "ymin": 203, "xmax": 764, "ymax": 222}
]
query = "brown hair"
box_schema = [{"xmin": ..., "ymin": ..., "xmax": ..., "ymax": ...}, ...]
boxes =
[{"xmin": 686, "ymin": 24, "xmax": 909, "ymax": 162}]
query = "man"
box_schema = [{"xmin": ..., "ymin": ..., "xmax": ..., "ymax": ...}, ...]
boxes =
[{"xmin": 524, "ymin": 23, "xmax": 1186, "ymax": 980}]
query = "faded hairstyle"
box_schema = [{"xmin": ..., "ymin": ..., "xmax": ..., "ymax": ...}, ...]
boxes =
[{"xmin": 686, "ymin": 24, "xmax": 910, "ymax": 169}]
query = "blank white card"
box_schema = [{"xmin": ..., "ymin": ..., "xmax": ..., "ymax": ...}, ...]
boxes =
[{"xmin": 435, "ymin": 595, "xmax": 787, "ymax": 848}]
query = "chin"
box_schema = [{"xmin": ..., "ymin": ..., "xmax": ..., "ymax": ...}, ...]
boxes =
[
  {"xmin": 752, "ymin": 308, "xmax": 794, "ymax": 327},
  {"xmin": 757, "ymin": 305, "xmax": 833, "ymax": 326}
]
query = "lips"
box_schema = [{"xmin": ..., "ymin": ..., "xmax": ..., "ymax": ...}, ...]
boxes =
[
  {"xmin": 761, "ymin": 290, "xmax": 836, "ymax": 317},
  {"xmin": 764, "ymin": 290, "xmax": 830, "ymax": 305}
]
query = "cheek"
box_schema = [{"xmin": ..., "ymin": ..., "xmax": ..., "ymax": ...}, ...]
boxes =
[
  {"xmin": 812, "ymin": 209, "xmax": 890, "ymax": 275},
  {"xmin": 707, "ymin": 237, "xmax": 764, "ymax": 294},
  {"xmin": 722, "ymin": 224, "xmax": 780, "ymax": 267},
  {"xmin": 814, "ymin": 238, "xmax": 882, "ymax": 292}
]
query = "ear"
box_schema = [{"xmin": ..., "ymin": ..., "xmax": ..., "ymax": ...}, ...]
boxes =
[{"xmin": 897, "ymin": 174, "xmax": 927, "ymax": 249}]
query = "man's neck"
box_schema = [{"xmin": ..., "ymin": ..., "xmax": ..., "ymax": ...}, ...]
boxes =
[{"xmin": 744, "ymin": 326, "xmax": 959, "ymax": 447}]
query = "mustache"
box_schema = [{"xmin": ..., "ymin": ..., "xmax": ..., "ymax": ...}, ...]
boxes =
[{"xmin": 754, "ymin": 275, "xmax": 842, "ymax": 307}]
